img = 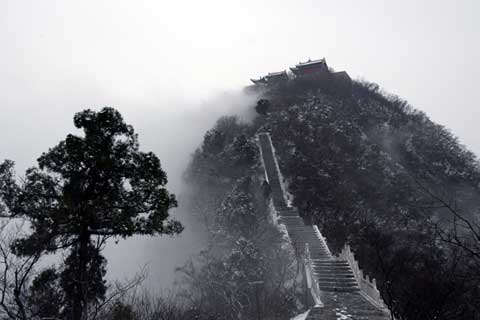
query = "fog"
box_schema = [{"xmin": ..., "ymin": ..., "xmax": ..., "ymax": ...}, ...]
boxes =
[
  {"xmin": 1, "ymin": 0, "xmax": 479, "ymax": 289},
  {"xmin": 0, "ymin": 87, "xmax": 258, "ymax": 289}
]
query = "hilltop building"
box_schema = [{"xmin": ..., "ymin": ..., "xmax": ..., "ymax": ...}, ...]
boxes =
[
  {"xmin": 290, "ymin": 58, "xmax": 329, "ymax": 76},
  {"xmin": 331, "ymin": 70, "xmax": 351, "ymax": 83},
  {"xmin": 251, "ymin": 58, "xmax": 351, "ymax": 85},
  {"xmin": 251, "ymin": 70, "xmax": 288, "ymax": 85}
]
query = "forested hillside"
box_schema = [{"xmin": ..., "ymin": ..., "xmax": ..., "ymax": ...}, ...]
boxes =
[{"xmin": 183, "ymin": 76, "xmax": 480, "ymax": 319}]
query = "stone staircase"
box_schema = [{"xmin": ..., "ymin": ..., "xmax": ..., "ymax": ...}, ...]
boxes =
[{"xmin": 257, "ymin": 133, "xmax": 390, "ymax": 320}]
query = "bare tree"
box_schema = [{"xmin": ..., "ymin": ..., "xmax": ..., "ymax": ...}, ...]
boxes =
[
  {"xmin": 87, "ymin": 266, "xmax": 148, "ymax": 320},
  {"xmin": 0, "ymin": 219, "xmax": 41, "ymax": 320}
]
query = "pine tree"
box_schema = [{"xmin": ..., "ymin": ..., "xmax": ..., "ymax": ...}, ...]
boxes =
[{"xmin": 0, "ymin": 107, "xmax": 182, "ymax": 320}]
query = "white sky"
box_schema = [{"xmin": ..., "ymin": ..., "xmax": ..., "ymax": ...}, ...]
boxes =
[{"xmin": 0, "ymin": 0, "xmax": 479, "ymax": 287}]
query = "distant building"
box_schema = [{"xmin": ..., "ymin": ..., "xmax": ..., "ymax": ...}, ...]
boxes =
[
  {"xmin": 251, "ymin": 71, "xmax": 288, "ymax": 85},
  {"xmin": 290, "ymin": 58, "xmax": 329, "ymax": 76},
  {"xmin": 331, "ymin": 70, "xmax": 351, "ymax": 83},
  {"xmin": 251, "ymin": 58, "xmax": 351, "ymax": 86},
  {"xmin": 250, "ymin": 77, "xmax": 268, "ymax": 85},
  {"xmin": 265, "ymin": 71, "xmax": 288, "ymax": 82}
]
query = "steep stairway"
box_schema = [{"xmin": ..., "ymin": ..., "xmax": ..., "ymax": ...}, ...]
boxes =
[{"xmin": 257, "ymin": 133, "xmax": 390, "ymax": 320}]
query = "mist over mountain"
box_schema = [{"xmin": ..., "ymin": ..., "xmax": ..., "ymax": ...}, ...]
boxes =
[
  {"xmin": 181, "ymin": 68, "xmax": 480, "ymax": 319},
  {"xmin": 1, "ymin": 1, "xmax": 479, "ymax": 318}
]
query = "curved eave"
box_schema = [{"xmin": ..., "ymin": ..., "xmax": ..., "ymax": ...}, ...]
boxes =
[
  {"xmin": 289, "ymin": 67, "xmax": 301, "ymax": 75},
  {"xmin": 331, "ymin": 71, "xmax": 351, "ymax": 82},
  {"xmin": 251, "ymin": 78, "xmax": 267, "ymax": 85}
]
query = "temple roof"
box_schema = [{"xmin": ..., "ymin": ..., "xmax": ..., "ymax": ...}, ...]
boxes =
[
  {"xmin": 295, "ymin": 58, "xmax": 327, "ymax": 69},
  {"xmin": 331, "ymin": 71, "xmax": 351, "ymax": 81},
  {"xmin": 265, "ymin": 70, "xmax": 288, "ymax": 80},
  {"xmin": 251, "ymin": 70, "xmax": 288, "ymax": 85},
  {"xmin": 251, "ymin": 58, "xmax": 350, "ymax": 85},
  {"xmin": 266, "ymin": 71, "xmax": 287, "ymax": 77},
  {"xmin": 250, "ymin": 77, "xmax": 267, "ymax": 85}
]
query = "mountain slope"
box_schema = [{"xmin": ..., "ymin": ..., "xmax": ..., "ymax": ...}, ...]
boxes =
[{"xmin": 184, "ymin": 74, "xmax": 480, "ymax": 319}]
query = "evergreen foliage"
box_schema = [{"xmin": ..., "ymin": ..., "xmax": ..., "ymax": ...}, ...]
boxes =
[
  {"xmin": 182, "ymin": 117, "xmax": 298, "ymax": 319},
  {"xmin": 0, "ymin": 107, "xmax": 182, "ymax": 320},
  {"xmin": 186, "ymin": 77, "xmax": 480, "ymax": 319},
  {"xmin": 255, "ymin": 99, "xmax": 270, "ymax": 115}
]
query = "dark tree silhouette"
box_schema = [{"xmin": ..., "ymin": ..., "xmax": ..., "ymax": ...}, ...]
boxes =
[
  {"xmin": 255, "ymin": 99, "xmax": 270, "ymax": 115},
  {"xmin": 27, "ymin": 268, "xmax": 63, "ymax": 319},
  {"xmin": 0, "ymin": 107, "xmax": 182, "ymax": 320}
]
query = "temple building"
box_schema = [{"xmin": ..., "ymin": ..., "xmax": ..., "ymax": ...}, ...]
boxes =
[
  {"xmin": 331, "ymin": 70, "xmax": 351, "ymax": 83},
  {"xmin": 290, "ymin": 58, "xmax": 329, "ymax": 76},
  {"xmin": 251, "ymin": 70, "xmax": 288, "ymax": 85},
  {"xmin": 251, "ymin": 58, "xmax": 351, "ymax": 86},
  {"xmin": 250, "ymin": 76, "xmax": 268, "ymax": 85}
]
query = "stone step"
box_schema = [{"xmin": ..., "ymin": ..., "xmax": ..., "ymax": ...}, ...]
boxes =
[
  {"xmin": 291, "ymin": 243, "xmax": 326, "ymax": 248},
  {"xmin": 315, "ymin": 277, "xmax": 358, "ymax": 284},
  {"xmin": 300, "ymin": 247, "xmax": 329, "ymax": 252},
  {"xmin": 313, "ymin": 269, "xmax": 355, "ymax": 278},
  {"xmin": 280, "ymin": 219, "xmax": 303, "ymax": 223},
  {"xmin": 313, "ymin": 261, "xmax": 343, "ymax": 265},
  {"xmin": 350, "ymin": 308, "xmax": 388, "ymax": 315},
  {"xmin": 288, "ymin": 231, "xmax": 317, "ymax": 235},
  {"xmin": 291, "ymin": 242, "xmax": 327, "ymax": 248},
  {"xmin": 290, "ymin": 233, "xmax": 317, "ymax": 238},
  {"xmin": 311, "ymin": 255, "xmax": 332, "ymax": 259},
  {"xmin": 278, "ymin": 213, "xmax": 299, "ymax": 217},
  {"xmin": 292, "ymin": 239, "xmax": 323, "ymax": 243},
  {"xmin": 290, "ymin": 237, "xmax": 323, "ymax": 241},
  {"xmin": 317, "ymin": 286, "xmax": 360, "ymax": 293},
  {"xmin": 289, "ymin": 231, "xmax": 317, "ymax": 234},
  {"xmin": 291, "ymin": 237, "xmax": 323, "ymax": 240},
  {"xmin": 310, "ymin": 252, "xmax": 331, "ymax": 256},
  {"xmin": 277, "ymin": 208, "xmax": 298, "ymax": 212},
  {"xmin": 314, "ymin": 268, "xmax": 353, "ymax": 273},
  {"xmin": 313, "ymin": 263, "xmax": 351, "ymax": 268},
  {"xmin": 289, "ymin": 234, "xmax": 321, "ymax": 238},
  {"xmin": 310, "ymin": 251, "xmax": 332, "ymax": 255},
  {"xmin": 316, "ymin": 276, "xmax": 354, "ymax": 282},
  {"xmin": 279, "ymin": 216, "xmax": 302, "ymax": 220},
  {"xmin": 317, "ymin": 282, "xmax": 358, "ymax": 289},
  {"xmin": 310, "ymin": 255, "xmax": 332, "ymax": 259},
  {"xmin": 288, "ymin": 232, "xmax": 319, "ymax": 235},
  {"xmin": 312, "ymin": 259, "xmax": 348, "ymax": 264},
  {"xmin": 316, "ymin": 277, "xmax": 357, "ymax": 284},
  {"xmin": 284, "ymin": 225, "xmax": 311, "ymax": 228},
  {"xmin": 313, "ymin": 262, "xmax": 349, "ymax": 267},
  {"xmin": 309, "ymin": 250, "xmax": 330, "ymax": 254},
  {"xmin": 287, "ymin": 236, "xmax": 323, "ymax": 241},
  {"xmin": 313, "ymin": 266, "xmax": 353, "ymax": 272},
  {"xmin": 281, "ymin": 220, "xmax": 305, "ymax": 224},
  {"xmin": 314, "ymin": 264, "xmax": 350, "ymax": 269},
  {"xmin": 289, "ymin": 234, "xmax": 319, "ymax": 237},
  {"xmin": 299, "ymin": 246, "xmax": 329, "ymax": 251},
  {"xmin": 347, "ymin": 310, "xmax": 389, "ymax": 318},
  {"xmin": 289, "ymin": 235, "xmax": 320, "ymax": 239}
]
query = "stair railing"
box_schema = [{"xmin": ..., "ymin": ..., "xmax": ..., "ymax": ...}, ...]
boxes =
[
  {"xmin": 339, "ymin": 245, "xmax": 388, "ymax": 311},
  {"xmin": 304, "ymin": 243, "xmax": 323, "ymax": 308},
  {"xmin": 312, "ymin": 225, "xmax": 332, "ymax": 257}
]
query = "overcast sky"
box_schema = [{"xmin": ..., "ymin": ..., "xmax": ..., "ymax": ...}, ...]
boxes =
[{"xmin": 1, "ymin": 0, "xmax": 478, "ymax": 288}]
